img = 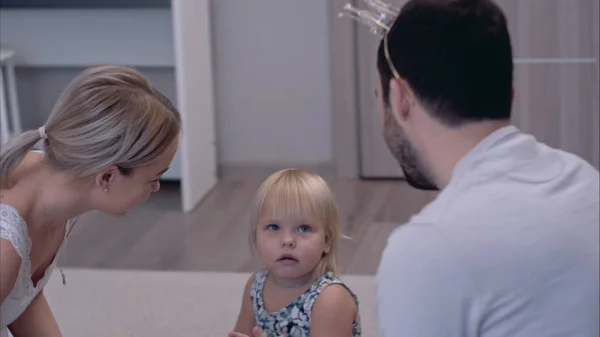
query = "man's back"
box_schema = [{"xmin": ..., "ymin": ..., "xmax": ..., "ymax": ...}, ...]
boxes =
[{"xmin": 376, "ymin": 126, "xmax": 600, "ymax": 337}]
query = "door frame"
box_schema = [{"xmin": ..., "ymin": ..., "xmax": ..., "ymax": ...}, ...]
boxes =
[
  {"xmin": 172, "ymin": 0, "xmax": 218, "ymax": 212},
  {"xmin": 330, "ymin": 0, "xmax": 361, "ymax": 179}
]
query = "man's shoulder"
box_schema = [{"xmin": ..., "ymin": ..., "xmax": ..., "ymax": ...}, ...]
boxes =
[
  {"xmin": 381, "ymin": 221, "xmax": 458, "ymax": 271},
  {"xmin": 377, "ymin": 221, "xmax": 478, "ymax": 298},
  {"xmin": 385, "ymin": 221, "xmax": 437, "ymax": 246}
]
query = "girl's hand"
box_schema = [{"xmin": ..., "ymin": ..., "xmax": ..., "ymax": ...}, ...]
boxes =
[
  {"xmin": 251, "ymin": 327, "xmax": 267, "ymax": 337},
  {"xmin": 228, "ymin": 327, "xmax": 267, "ymax": 337},
  {"xmin": 228, "ymin": 333, "xmax": 249, "ymax": 337}
]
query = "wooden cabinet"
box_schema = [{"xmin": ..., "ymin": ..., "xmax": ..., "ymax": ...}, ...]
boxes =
[
  {"xmin": 345, "ymin": 0, "xmax": 600, "ymax": 178},
  {"xmin": 498, "ymin": 0, "xmax": 600, "ymax": 168}
]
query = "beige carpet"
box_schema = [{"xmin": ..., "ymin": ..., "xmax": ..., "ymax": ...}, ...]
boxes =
[{"xmin": 40, "ymin": 268, "xmax": 379, "ymax": 337}]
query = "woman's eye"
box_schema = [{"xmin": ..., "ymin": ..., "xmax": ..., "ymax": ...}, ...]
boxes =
[
  {"xmin": 267, "ymin": 224, "xmax": 279, "ymax": 231},
  {"xmin": 298, "ymin": 225, "xmax": 311, "ymax": 233}
]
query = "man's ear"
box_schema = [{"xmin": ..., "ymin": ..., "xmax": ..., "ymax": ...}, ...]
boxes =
[
  {"xmin": 389, "ymin": 78, "xmax": 413, "ymax": 124},
  {"xmin": 94, "ymin": 165, "xmax": 118, "ymax": 192}
]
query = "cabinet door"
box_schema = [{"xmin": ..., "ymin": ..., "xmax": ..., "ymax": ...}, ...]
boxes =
[
  {"xmin": 497, "ymin": 0, "xmax": 599, "ymax": 168},
  {"xmin": 512, "ymin": 63, "xmax": 598, "ymax": 164}
]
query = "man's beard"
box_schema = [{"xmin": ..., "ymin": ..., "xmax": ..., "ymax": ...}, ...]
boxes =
[{"xmin": 382, "ymin": 105, "xmax": 439, "ymax": 191}]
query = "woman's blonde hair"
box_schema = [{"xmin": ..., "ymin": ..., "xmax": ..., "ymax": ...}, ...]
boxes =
[
  {"xmin": 0, "ymin": 65, "xmax": 181, "ymax": 186},
  {"xmin": 249, "ymin": 168, "xmax": 343, "ymax": 277}
]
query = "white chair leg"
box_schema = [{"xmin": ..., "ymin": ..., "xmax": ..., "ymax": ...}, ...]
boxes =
[
  {"xmin": 4, "ymin": 59, "xmax": 21, "ymax": 135},
  {"xmin": 0, "ymin": 67, "xmax": 11, "ymax": 147}
]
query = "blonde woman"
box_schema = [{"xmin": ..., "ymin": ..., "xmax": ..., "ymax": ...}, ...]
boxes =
[
  {"xmin": 0, "ymin": 65, "xmax": 181, "ymax": 336},
  {"xmin": 229, "ymin": 169, "xmax": 361, "ymax": 337}
]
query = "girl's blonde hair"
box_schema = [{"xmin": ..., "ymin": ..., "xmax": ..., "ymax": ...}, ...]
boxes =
[
  {"xmin": 249, "ymin": 168, "xmax": 343, "ymax": 277},
  {"xmin": 0, "ymin": 65, "xmax": 181, "ymax": 186}
]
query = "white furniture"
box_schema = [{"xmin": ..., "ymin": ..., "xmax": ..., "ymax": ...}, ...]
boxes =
[
  {"xmin": 0, "ymin": 5, "xmax": 217, "ymax": 212},
  {"xmin": 0, "ymin": 48, "xmax": 21, "ymax": 147}
]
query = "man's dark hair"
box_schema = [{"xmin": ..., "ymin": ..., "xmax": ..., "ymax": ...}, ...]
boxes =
[{"xmin": 377, "ymin": 0, "xmax": 514, "ymax": 126}]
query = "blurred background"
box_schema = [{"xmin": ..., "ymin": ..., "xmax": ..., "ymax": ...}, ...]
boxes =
[{"xmin": 0, "ymin": 0, "xmax": 598, "ymax": 335}]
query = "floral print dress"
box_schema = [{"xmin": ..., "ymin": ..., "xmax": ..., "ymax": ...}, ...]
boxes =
[{"xmin": 250, "ymin": 268, "xmax": 362, "ymax": 337}]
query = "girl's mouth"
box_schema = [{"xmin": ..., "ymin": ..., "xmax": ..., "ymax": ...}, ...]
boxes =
[{"xmin": 278, "ymin": 254, "xmax": 299, "ymax": 264}]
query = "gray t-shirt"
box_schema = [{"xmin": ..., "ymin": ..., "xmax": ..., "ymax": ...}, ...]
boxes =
[{"xmin": 376, "ymin": 126, "xmax": 599, "ymax": 337}]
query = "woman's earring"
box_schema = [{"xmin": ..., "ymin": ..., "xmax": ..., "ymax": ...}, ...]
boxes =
[{"xmin": 104, "ymin": 188, "xmax": 108, "ymax": 192}]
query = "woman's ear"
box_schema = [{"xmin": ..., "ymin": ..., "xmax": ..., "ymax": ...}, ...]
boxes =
[{"xmin": 94, "ymin": 165, "xmax": 118, "ymax": 192}]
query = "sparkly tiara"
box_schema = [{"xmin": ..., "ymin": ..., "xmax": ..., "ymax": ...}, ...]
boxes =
[
  {"xmin": 338, "ymin": 0, "xmax": 400, "ymax": 36},
  {"xmin": 339, "ymin": 0, "xmax": 403, "ymax": 79}
]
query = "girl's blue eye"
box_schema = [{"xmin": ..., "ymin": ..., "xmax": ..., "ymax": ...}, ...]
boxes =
[
  {"xmin": 298, "ymin": 225, "xmax": 311, "ymax": 233},
  {"xmin": 267, "ymin": 224, "xmax": 279, "ymax": 231}
]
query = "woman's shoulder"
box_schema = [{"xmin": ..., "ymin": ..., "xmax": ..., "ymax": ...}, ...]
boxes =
[{"xmin": 0, "ymin": 204, "xmax": 30, "ymax": 259}]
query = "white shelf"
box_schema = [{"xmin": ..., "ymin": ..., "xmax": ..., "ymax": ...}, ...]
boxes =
[
  {"xmin": 0, "ymin": 9, "xmax": 175, "ymax": 67},
  {"xmin": 0, "ymin": 4, "xmax": 218, "ymax": 211}
]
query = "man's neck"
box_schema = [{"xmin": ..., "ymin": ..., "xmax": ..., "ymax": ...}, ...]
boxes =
[{"xmin": 421, "ymin": 120, "xmax": 511, "ymax": 189}]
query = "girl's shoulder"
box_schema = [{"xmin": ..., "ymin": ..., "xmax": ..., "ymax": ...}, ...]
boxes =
[
  {"xmin": 249, "ymin": 268, "xmax": 268, "ymax": 298},
  {"xmin": 314, "ymin": 272, "xmax": 352, "ymax": 292},
  {"xmin": 305, "ymin": 272, "xmax": 360, "ymax": 310},
  {"xmin": 308, "ymin": 273, "xmax": 363, "ymax": 336}
]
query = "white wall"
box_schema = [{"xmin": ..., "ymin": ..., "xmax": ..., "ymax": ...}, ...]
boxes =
[
  {"xmin": 0, "ymin": 9, "xmax": 174, "ymax": 66},
  {"xmin": 0, "ymin": 0, "xmax": 333, "ymax": 166},
  {"xmin": 211, "ymin": 0, "xmax": 333, "ymax": 165}
]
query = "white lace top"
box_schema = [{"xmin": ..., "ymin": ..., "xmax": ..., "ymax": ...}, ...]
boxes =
[{"xmin": 0, "ymin": 204, "xmax": 72, "ymax": 329}]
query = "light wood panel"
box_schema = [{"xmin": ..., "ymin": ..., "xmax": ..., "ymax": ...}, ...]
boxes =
[
  {"xmin": 511, "ymin": 63, "xmax": 599, "ymax": 165},
  {"xmin": 355, "ymin": 0, "xmax": 600, "ymax": 177},
  {"xmin": 356, "ymin": 0, "xmax": 409, "ymax": 178},
  {"xmin": 496, "ymin": 0, "xmax": 598, "ymax": 58},
  {"xmin": 330, "ymin": 0, "xmax": 361, "ymax": 179}
]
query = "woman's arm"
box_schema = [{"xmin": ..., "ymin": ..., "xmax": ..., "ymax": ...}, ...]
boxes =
[
  {"xmin": 230, "ymin": 273, "xmax": 257, "ymax": 336},
  {"xmin": 310, "ymin": 284, "xmax": 358, "ymax": 337},
  {"xmin": 8, "ymin": 291, "xmax": 62, "ymax": 337}
]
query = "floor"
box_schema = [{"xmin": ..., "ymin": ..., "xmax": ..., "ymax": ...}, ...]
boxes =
[{"xmin": 63, "ymin": 175, "xmax": 437, "ymax": 275}]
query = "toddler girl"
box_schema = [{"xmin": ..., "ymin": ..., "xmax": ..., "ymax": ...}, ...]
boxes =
[{"xmin": 229, "ymin": 168, "xmax": 361, "ymax": 337}]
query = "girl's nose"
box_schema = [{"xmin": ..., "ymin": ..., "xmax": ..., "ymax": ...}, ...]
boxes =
[{"xmin": 281, "ymin": 235, "xmax": 296, "ymax": 248}]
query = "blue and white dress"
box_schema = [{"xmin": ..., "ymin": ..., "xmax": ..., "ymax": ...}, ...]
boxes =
[{"xmin": 250, "ymin": 268, "xmax": 362, "ymax": 337}]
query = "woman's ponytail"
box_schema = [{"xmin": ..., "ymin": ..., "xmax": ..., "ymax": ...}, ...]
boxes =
[{"xmin": 0, "ymin": 129, "xmax": 43, "ymax": 187}]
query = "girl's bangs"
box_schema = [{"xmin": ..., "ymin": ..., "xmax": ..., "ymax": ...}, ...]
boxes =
[{"xmin": 259, "ymin": 178, "xmax": 322, "ymax": 222}]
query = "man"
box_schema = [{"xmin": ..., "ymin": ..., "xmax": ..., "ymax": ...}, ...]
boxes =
[{"xmin": 369, "ymin": 0, "xmax": 599, "ymax": 336}]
